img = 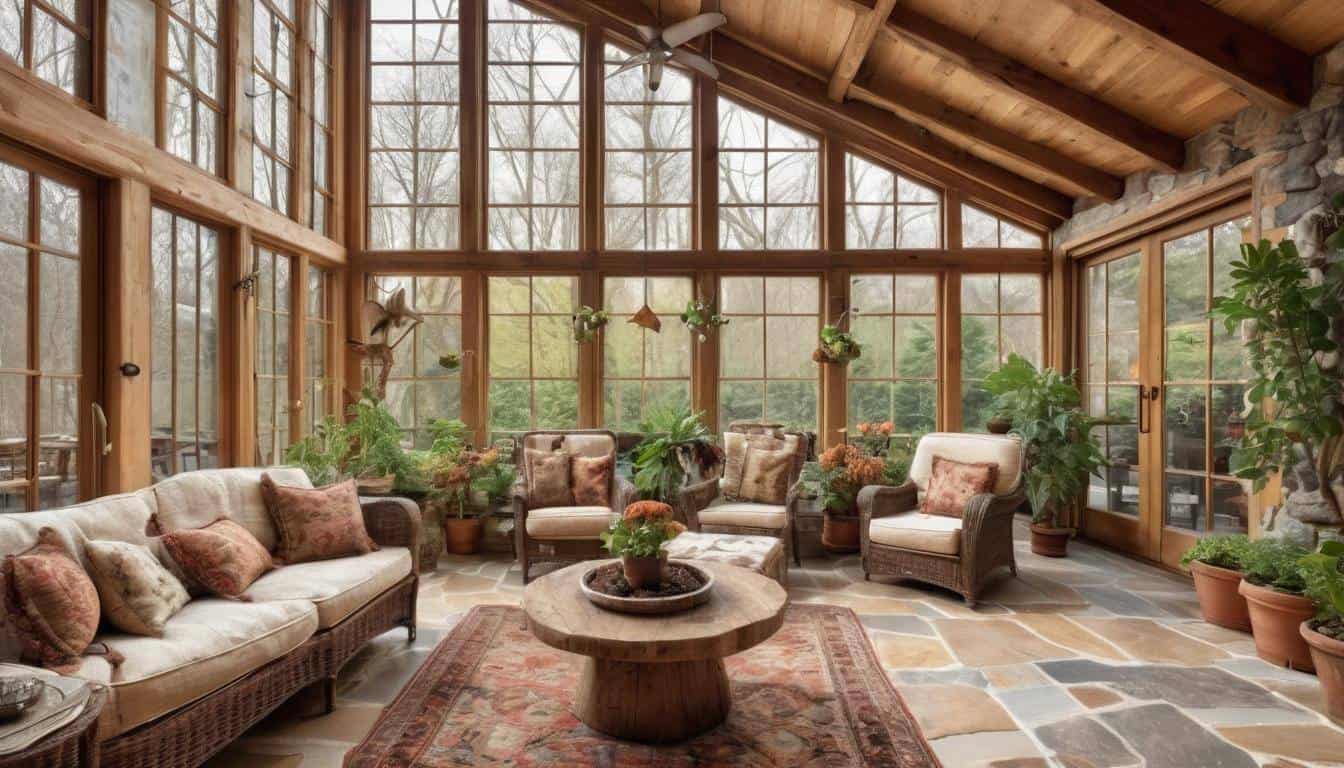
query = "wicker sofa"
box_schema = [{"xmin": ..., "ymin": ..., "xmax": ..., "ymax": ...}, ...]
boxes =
[{"xmin": 0, "ymin": 467, "xmax": 421, "ymax": 768}]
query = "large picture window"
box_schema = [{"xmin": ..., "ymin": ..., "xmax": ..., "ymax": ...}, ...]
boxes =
[
  {"xmin": 485, "ymin": 2, "xmax": 580, "ymax": 250},
  {"xmin": 603, "ymin": 44, "xmax": 693, "ymax": 251},
  {"xmin": 368, "ymin": 0, "xmax": 460, "ymax": 249},
  {"xmin": 367, "ymin": 275, "xmax": 463, "ymax": 447},
  {"xmin": 150, "ymin": 208, "xmax": 221, "ymax": 480},
  {"xmin": 254, "ymin": 246, "xmax": 292, "ymax": 465},
  {"xmin": 959, "ymin": 273, "xmax": 1043, "ymax": 432},
  {"xmin": 718, "ymin": 98, "xmax": 819, "ymax": 250},
  {"xmin": 488, "ymin": 275, "xmax": 579, "ymax": 437},
  {"xmin": 845, "ymin": 153, "xmax": 940, "ymax": 249},
  {"xmin": 718, "ymin": 276, "xmax": 819, "ymax": 431},
  {"xmin": 0, "ymin": 0, "xmax": 93, "ymax": 100},
  {"xmin": 848, "ymin": 274, "xmax": 939, "ymax": 435},
  {"xmin": 160, "ymin": 0, "xmax": 223, "ymax": 174},
  {"xmin": 308, "ymin": 0, "xmax": 334, "ymax": 234},
  {"xmin": 252, "ymin": 0, "xmax": 297, "ymax": 215},
  {"xmin": 303, "ymin": 264, "xmax": 336, "ymax": 435},
  {"xmin": 962, "ymin": 204, "xmax": 1043, "ymax": 249},
  {"xmin": 602, "ymin": 276, "xmax": 693, "ymax": 430}
]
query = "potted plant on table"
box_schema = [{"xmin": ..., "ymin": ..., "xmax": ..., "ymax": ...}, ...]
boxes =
[
  {"xmin": 1299, "ymin": 541, "xmax": 1344, "ymax": 724},
  {"xmin": 803, "ymin": 437, "xmax": 908, "ymax": 552},
  {"xmin": 599, "ymin": 501, "xmax": 687, "ymax": 589},
  {"xmin": 1238, "ymin": 537, "xmax": 1315, "ymax": 671},
  {"xmin": 1180, "ymin": 534, "xmax": 1253, "ymax": 631},
  {"xmin": 983, "ymin": 355, "xmax": 1108, "ymax": 558}
]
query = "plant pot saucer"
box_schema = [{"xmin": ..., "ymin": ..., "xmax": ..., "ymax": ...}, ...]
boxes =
[{"xmin": 579, "ymin": 560, "xmax": 714, "ymax": 615}]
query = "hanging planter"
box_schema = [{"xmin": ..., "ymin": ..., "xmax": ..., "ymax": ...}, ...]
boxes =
[
  {"xmin": 571, "ymin": 306, "xmax": 610, "ymax": 343},
  {"xmin": 814, "ymin": 309, "xmax": 862, "ymax": 366},
  {"xmin": 438, "ymin": 351, "xmax": 462, "ymax": 372},
  {"xmin": 680, "ymin": 298, "xmax": 728, "ymax": 342}
]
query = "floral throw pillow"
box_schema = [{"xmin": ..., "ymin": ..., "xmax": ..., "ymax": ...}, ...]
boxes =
[
  {"xmin": 736, "ymin": 447, "xmax": 793, "ymax": 505},
  {"xmin": 526, "ymin": 449, "xmax": 573, "ymax": 508},
  {"xmin": 921, "ymin": 455, "xmax": 999, "ymax": 518},
  {"xmin": 722, "ymin": 433, "xmax": 784, "ymax": 501},
  {"xmin": 260, "ymin": 475, "xmax": 378, "ymax": 564},
  {"xmin": 571, "ymin": 455, "xmax": 613, "ymax": 507},
  {"xmin": 2, "ymin": 527, "xmax": 101, "ymax": 671},
  {"xmin": 159, "ymin": 519, "xmax": 275, "ymax": 598},
  {"xmin": 85, "ymin": 540, "xmax": 190, "ymax": 636}
]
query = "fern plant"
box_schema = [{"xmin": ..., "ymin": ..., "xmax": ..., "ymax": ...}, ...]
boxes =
[{"xmin": 631, "ymin": 407, "xmax": 716, "ymax": 503}]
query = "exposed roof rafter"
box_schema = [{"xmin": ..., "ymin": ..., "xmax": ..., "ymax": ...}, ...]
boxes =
[{"xmin": 828, "ymin": 0, "xmax": 898, "ymax": 102}]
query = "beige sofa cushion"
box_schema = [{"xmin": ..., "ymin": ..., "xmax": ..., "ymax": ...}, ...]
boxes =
[
  {"xmin": 243, "ymin": 547, "xmax": 413, "ymax": 629},
  {"xmin": 524, "ymin": 507, "xmax": 615, "ymax": 540},
  {"xmin": 153, "ymin": 467, "xmax": 313, "ymax": 551},
  {"xmin": 908, "ymin": 433, "xmax": 1022, "ymax": 496},
  {"xmin": 868, "ymin": 512, "xmax": 963, "ymax": 555},
  {"xmin": 0, "ymin": 490, "xmax": 158, "ymax": 562},
  {"xmin": 698, "ymin": 501, "xmax": 787, "ymax": 530},
  {"xmin": 68, "ymin": 598, "xmax": 317, "ymax": 739}
]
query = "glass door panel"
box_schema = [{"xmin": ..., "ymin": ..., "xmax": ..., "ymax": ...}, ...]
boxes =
[{"xmin": 1084, "ymin": 252, "xmax": 1142, "ymax": 524}]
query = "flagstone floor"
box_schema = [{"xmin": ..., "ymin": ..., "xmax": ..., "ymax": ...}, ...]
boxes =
[{"xmin": 208, "ymin": 519, "xmax": 1344, "ymax": 768}]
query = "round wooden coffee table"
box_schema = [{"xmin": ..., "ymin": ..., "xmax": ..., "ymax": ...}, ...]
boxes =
[{"xmin": 524, "ymin": 559, "xmax": 788, "ymax": 743}]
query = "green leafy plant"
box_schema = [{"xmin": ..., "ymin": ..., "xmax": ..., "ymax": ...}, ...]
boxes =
[
  {"xmin": 571, "ymin": 306, "xmax": 609, "ymax": 343},
  {"xmin": 1180, "ymin": 534, "xmax": 1251, "ymax": 571},
  {"xmin": 1242, "ymin": 537, "xmax": 1309, "ymax": 594},
  {"xmin": 471, "ymin": 459, "xmax": 517, "ymax": 506},
  {"xmin": 680, "ymin": 298, "xmax": 728, "ymax": 342},
  {"xmin": 1208, "ymin": 236, "xmax": 1343, "ymax": 500},
  {"xmin": 600, "ymin": 506, "xmax": 686, "ymax": 558},
  {"xmin": 284, "ymin": 416, "xmax": 350, "ymax": 486},
  {"xmin": 438, "ymin": 352, "xmax": 462, "ymax": 371},
  {"xmin": 631, "ymin": 407, "xmax": 719, "ymax": 502},
  {"xmin": 1299, "ymin": 541, "xmax": 1344, "ymax": 631},
  {"xmin": 343, "ymin": 390, "xmax": 423, "ymax": 491},
  {"xmin": 813, "ymin": 324, "xmax": 862, "ymax": 365},
  {"xmin": 983, "ymin": 354, "xmax": 1108, "ymax": 528}
]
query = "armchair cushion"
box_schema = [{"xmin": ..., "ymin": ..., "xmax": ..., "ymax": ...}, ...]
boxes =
[
  {"xmin": 697, "ymin": 501, "xmax": 787, "ymax": 530},
  {"xmin": 921, "ymin": 456, "xmax": 998, "ymax": 518},
  {"xmin": 737, "ymin": 447, "xmax": 793, "ymax": 504},
  {"xmin": 525, "ymin": 449, "xmax": 573, "ymax": 508},
  {"xmin": 909, "ymin": 433, "xmax": 1022, "ymax": 496},
  {"xmin": 242, "ymin": 547, "xmax": 412, "ymax": 628},
  {"xmin": 523, "ymin": 507, "xmax": 616, "ymax": 540},
  {"xmin": 722, "ymin": 432, "xmax": 802, "ymax": 501},
  {"xmin": 869, "ymin": 512, "xmax": 962, "ymax": 555},
  {"xmin": 571, "ymin": 455, "xmax": 613, "ymax": 507}
]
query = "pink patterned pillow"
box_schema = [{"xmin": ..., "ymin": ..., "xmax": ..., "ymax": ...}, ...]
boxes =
[
  {"xmin": 2, "ymin": 528, "xmax": 101, "ymax": 672},
  {"xmin": 260, "ymin": 475, "xmax": 378, "ymax": 564},
  {"xmin": 921, "ymin": 455, "xmax": 999, "ymax": 518},
  {"xmin": 160, "ymin": 519, "xmax": 275, "ymax": 598},
  {"xmin": 571, "ymin": 455, "xmax": 612, "ymax": 507}
]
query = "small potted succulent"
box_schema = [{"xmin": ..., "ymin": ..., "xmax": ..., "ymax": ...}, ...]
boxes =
[
  {"xmin": 1238, "ymin": 538, "xmax": 1315, "ymax": 671},
  {"xmin": 572, "ymin": 305, "xmax": 610, "ymax": 343},
  {"xmin": 1180, "ymin": 534, "xmax": 1252, "ymax": 631},
  {"xmin": 600, "ymin": 501, "xmax": 687, "ymax": 589},
  {"xmin": 1299, "ymin": 541, "xmax": 1344, "ymax": 725}
]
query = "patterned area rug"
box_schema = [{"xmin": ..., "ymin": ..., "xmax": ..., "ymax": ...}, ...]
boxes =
[{"xmin": 346, "ymin": 604, "xmax": 940, "ymax": 767}]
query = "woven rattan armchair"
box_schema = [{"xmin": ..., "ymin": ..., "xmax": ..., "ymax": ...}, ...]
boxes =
[
  {"xmin": 674, "ymin": 422, "xmax": 809, "ymax": 567},
  {"xmin": 859, "ymin": 432, "xmax": 1025, "ymax": 607},
  {"xmin": 513, "ymin": 430, "xmax": 635, "ymax": 582}
]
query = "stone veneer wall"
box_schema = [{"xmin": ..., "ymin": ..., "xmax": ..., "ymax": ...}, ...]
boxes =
[{"xmin": 1053, "ymin": 42, "xmax": 1344, "ymax": 549}]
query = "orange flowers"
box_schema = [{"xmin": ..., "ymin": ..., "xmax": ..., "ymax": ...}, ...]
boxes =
[
  {"xmin": 856, "ymin": 421, "xmax": 894, "ymax": 436},
  {"xmin": 623, "ymin": 500, "xmax": 674, "ymax": 523}
]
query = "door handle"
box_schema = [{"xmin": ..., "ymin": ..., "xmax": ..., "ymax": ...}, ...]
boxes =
[
  {"xmin": 92, "ymin": 403, "xmax": 112, "ymax": 457},
  {"xmin": 1137, "ymin": 385, "xmax": 1158, "ymax": 434}
]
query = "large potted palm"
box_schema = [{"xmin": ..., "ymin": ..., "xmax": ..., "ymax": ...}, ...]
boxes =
[{"xmin": 983, "ymin": 355, "xmax": 1108, "ymax": 557}]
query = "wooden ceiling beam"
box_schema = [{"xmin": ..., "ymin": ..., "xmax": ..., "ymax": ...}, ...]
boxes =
[
  {"xmin": 1060, "ymin": 0, "xmax": 1313, "ymax": 113},
  {"xmin": 828, "ymin": 0, "xmax": 898, "ymax": 102}
]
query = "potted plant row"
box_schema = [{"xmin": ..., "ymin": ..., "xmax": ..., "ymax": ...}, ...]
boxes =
[
  {"xmin": 1238, "ymin": 538, "xmax": 1317, "ymax": 671},
  {"xmin": 1300, "ymin": 541, "xmax": 1344, "ymax": 725},
  {"xmin": 1181, "ymin": 534, "xmax": 1253, "ymax": 631}
]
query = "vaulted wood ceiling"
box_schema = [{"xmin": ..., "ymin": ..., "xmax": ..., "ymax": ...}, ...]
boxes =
[{"xmin": 588, "ymin": 0, "xmax": 1343, "ymax": 223}]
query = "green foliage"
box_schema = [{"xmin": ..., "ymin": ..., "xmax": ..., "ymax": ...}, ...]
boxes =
[
  {"xmin": 1208, "ymin": 237, "xmax": 1344, "ymax": 493},
  {"xmin": 1299, "ymin": 540, "xmax": 1344, "ymax": 622},
  {"xmin": 632, "ymin": 407, "xmax": 713, "ymax": 502},
  {"xmin": 471, "ymin": 460, "xmax": 517, "ymax": 505},
  {"xmin": 425, "ymin": 418, "xmax": 470, "ymax": 457},
  {"xmin": 571, "ymin": 305, "xmax": 609, "ymax": 343},
  {"xmin": 284, "ymin": 416, "xmax": 350, "ymax": 486},
  {"xmin": 816, "ymin": 324, "xmax": 862, "ymax": 365},
  {"xmin": 983, "ymin": 355, "xmax": 1108, "ymax": 527},
  {"xmin": 1242, "ymin": 537, "xmax": 1309, "ymax": 594},
  {"xmin": 283, "ymin": 389, "xmax": 423, "ymax": 491},
  {"xmin": 600, "ymin": 517, "xmax": 681, "ymax": 558},
  {"xmin": 1180, "ymin": 534, "xmax": 1251, "ymax": 571},
  {"xmin": 680, "ymin": 298, "xmax": 728, "ymax": 342}
]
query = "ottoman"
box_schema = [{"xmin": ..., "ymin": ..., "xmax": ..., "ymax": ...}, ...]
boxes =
[{"xmin": 664, "ymin": 531, "xmax": 787, "ymax": 585}]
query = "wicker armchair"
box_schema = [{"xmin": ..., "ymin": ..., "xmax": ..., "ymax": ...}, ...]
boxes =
[
  {"xmin": 674, "ymin": 422, "xmax": 809, "ymax": 567},
  {"xmin": 513, "ymin": 430, "xmax": 635, "ymax": 582},
  {"xmin": 859, "ymin": 432, "xmax": 1025, "ymax": 607}
]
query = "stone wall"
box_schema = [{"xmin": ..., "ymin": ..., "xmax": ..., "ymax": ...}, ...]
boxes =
[{"xmin": 1053, "ymin": 41, "xmax": 1344, "ymax": 549}]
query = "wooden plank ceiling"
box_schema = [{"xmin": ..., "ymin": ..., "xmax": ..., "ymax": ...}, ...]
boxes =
[{"xmin": 623, "ymin": 0, "xmax": 1341, "ymax": 221}]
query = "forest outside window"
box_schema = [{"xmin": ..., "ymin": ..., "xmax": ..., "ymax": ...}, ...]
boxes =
[
  {"xmin": 368, "ymin": 0, "xmax": 460, "ymax": 249},
  {"xmin": 848, "ymin": 274, "xmax": 938, "ymax": 435},
  {"xmin": 961, "ymin": 204, "xmax": 1044, "ymax": 249},
  {"xmin": 718, "ymin": 276, "xmax": 820, "ymax": 431},
  {"xmin": 602, "ymin": 276, "xmax": 693, "ymax": 431},
  {"xmin": 488, "ymin": 275, "xmax": 579, "ymax": 438},
  {"xmin": 718, "ymin": 97, "xmax": 819, "ymax": 250},
  {"xmin": 304, "ymin": 265, "xmax": 336, "ymax": 436},
  {"xmin": 844, "ymin": 153, "xmax": 940, "ymax": 249},
  {"xmin": 150, "ymin": 208, "xmax": 221, "ymax": 480},
  {"xmin": 252, "ymin": 0, "xmax": 297, "ymax": 215},
  {"xmin": 486, "ymin": 2, "xmax": 580, "ymax": 251},
  {"xmin": 959, "ymin": 273, "xmax": 1043, "ymax": 432},
  {"xmin": 368, "ymin": 275, "xmax": 464, "ymax": 448},
  {"xmin": 603, "ymin": 43, "xmax": 693, "ymax": 251},
  {"xmin": 0, "ymin": 0, "xmax": 93, "ymax": 100},
  {"xmin": 308, "ymin": 0, "xmax": 333, "ymax": 235},
  {"xmin": 160, "ymin": 0, "xmax": 223, "ymax": 175},
  {"xmin": 254, "ymin": 246, "xmax": 292, "ymax": 466}
]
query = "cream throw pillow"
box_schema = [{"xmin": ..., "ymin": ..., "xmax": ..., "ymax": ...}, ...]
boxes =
[
  {"xmin": 85, "ymin": 540, "xmax": 190, "ymax": 636},
  {"xmin": 736, "ymin": 447, "xmax": 793, "ymax": 505}
]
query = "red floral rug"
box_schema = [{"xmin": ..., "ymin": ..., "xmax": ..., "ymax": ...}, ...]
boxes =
[{"xmin": 346, "ymin": 604, "xmax": 940, "ymax": 767}]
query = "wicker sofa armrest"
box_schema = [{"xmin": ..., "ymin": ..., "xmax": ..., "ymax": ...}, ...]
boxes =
[
  {"xmin": 675, "ymin": 476, "xmax": 721, "ymax": 530},
  {"xmin": 857, "ymin": 482, "xmax": 918, "ymax": 561},
  {"xmin": 961, "ymin": 487, "xmax": 1027, "ymax": 537},
  {"xmin": 359, "ymin": 496, "xmax": 424, "ymax": 573}
]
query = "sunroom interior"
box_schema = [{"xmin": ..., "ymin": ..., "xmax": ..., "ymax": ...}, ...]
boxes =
[{"xmin": 1, "ymin": 0, "xmax": 1344, "ymax": 766}]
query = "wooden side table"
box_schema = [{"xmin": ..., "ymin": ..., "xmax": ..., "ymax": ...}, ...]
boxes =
[{"xmin": 0, "ymin": 685, "xmax": 105, "ymax": 768}]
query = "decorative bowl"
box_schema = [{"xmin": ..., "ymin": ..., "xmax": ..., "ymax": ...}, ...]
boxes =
[
  {"xmin": 579, "ymin": 560, "xmax": 714, "ymax": 615},
  {"xmin": 0, "ymin": 677, "xmax": 43, "ymax": 721}
]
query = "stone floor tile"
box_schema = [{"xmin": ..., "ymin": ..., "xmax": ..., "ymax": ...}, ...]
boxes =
[
  {"xmin": 1068, "ymin": 685, "xmax": 1123, "ymax": 709},
  {"xmin": 995, "ymin": 684, "xmax": 1084, "ymax": 726},
  {"xmin": 895, "ymin": 668, "xmax": 990, "ymax": 688},
  {"xmin": 933, "ymin": 619, "xmax": 1074, "ymax": 666},
  {"xmin": 1188, "ymin": 706, "xmax": 1318, "ymax": 726},
  {"xmin": 900, "ymin": 684, "xmax": 1019, "ymax": 739},
  {"xmin": 1035, "ymin": 715, "xmax": 1141, "ymax": 767},
  {"xmin": 1099, "ymin": 703, "xmax": 1258, "ymax": 768},
  {"xmin": 872, "ymin": 633, "xmax": 955, "ymax": 668},
  {"xmin": 1167, "ymin": 620, "xmax": 1252, "ymax": 645},
  {"xmin": 1136, "ymin": 591, "xmax": 1204, "ymax": 620},
  {"xmin": 1074, "ymin": 587, "xmax": 1168, "ymax": 617},
  {"xmin": 982, "ymin": 663, "xmax": 1050, "ymax": 690},
  {"xmin": 985, "ymin": 760, "xmax": 1050, "ymax": 768},
  {"xmin": 1013, "ymin": 614, "xmax": 1128, "ymax": 660},
  {"xmin": 929, "ymin": 731, "xmax": 1042, "ymax": 766},
  {"xmin": 1259, "ymin": 679, "xmax": 1329, "ymax": 716},
  {"xmin": 205, "ymin": 750, "xmax": 303, "ymax": 768},
  {"xmin": 1074, "ymin": 618, "xmax": 1229, "ymax": 664},
  {"xmin": 980, "ymin": 572, "xmax": 1087, "ymax": 608},
  {"xmin": 1215, "ymin": 657, "xmax": 1320, "ymax": 684},
  {"xmin": 1217, "ymin": 724, "xmax": 1344, "ymax": 764},
  {"xmin": 437, "ymin": 572, "xmax": 501, "ymax": 593},
  {"xmin": 790, "ymin": 589, "xmax": 922, "ymax": 614},
  {"xmin": 1037, "ymin": 659, "xmax": 1285, "ymax": 709},
  {"xmin": 860, "ymin": 614, "xmax": 934, "ymax": 636}
]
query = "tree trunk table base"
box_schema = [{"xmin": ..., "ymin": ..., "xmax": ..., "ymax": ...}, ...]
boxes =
[{"xmin": 574, "ymin": 656, "xmax": 731, "ymax": 743}]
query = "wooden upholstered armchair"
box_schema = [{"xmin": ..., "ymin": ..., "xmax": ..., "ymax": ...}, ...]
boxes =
[
  {"xmin": 859, "ymin": 432, "xmax": 1025, "ymax": 606},
  {"xmin": 512, "ymin": 430, "xmax": 635, "ymax": 582},
  {"xmin": 675, "ymin": 422, "xmax": 809, "ymax": 567}
]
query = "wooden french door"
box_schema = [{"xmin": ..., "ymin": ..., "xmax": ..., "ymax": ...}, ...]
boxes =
[
  {"xmin": 0, "ymin": 142, "xmax": 101, "ymax": 512},
  {"xmin": 1080, "ymin": 206, "xmax": 1255, "ymax": 568}
]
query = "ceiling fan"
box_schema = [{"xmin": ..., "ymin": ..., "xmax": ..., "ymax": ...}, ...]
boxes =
[{"xmin": 608, "ymin": 9, "xmax": 728, "ymax": 91}]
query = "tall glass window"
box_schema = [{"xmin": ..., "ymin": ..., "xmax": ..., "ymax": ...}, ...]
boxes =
[
  {"xmin": 962, "ymin": 204, "xmax": 1043, "ymax": 248},
  {"xmin": 845, "ymin": 153, "xmax": 940, "ymax": 249},
  {"xmin": 254, "ymin": 247, "xmax": 292, "ymax": 465},
  {"xmin": 252, "ymin": 0, "xmax": 297, "ymax": 214},
  {"xmin": 602, "ymin": 276, "xmax": 693, "ymax": 430},
  {"xmin": 308, "ymin": 0, "xmax": 334, "ymax": 234},
  {"xmin": 718, "ymin": 276, "xmax": 820, "ymax": 431},
  {"xmin": 0, "ymin": 0, "xmax": 93, "ymax": 99},
  {"xmin": 1084, "ymin": 252, "xmax": 1141, "ymax": 517},
  {"xmin": 959, "ymin": 274, "xmax": 1043, "ymax": 432},
  {"xmin": 160, "ymin": 0, "xmax": 223, "ymax": 174},
  {"xmin": 303, "ymin": 265, "xmax": 336, "ymax": 435},
  {"xmin": 718, "ymin": 97, "xmax": 819, "ymax": 250},
  {"xmin": 487, "ymin": 275, "xmax": 579, "ymax": 437},
  {"xmin": 848, "ymin": 274, "xmax": 939, "ymax": 435}
]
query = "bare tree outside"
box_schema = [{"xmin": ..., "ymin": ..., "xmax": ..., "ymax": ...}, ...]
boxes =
[
  {"xmin": 252, "ymin": 0, "xmax": 297, "ymax": 215},
  {"xmin": 717, "ymin": 276, "xmax": 820, "ymax": 431},
  {"xmin": 718, "ymin": 97, "xmax": 819, "ymax": 250},
  {"xmin": 602, "ymin": 276, "xmax": 693, "ymax": 430},
  {"xmin": 962, "ymin": 203, "xmax": 1043, "ymax": 248},
  {"xmin": 164, "ymin": 0, "xmax": 222, "ymax": 175},
  {"xmin": 844, "ymin": 153, "xmax": 940, "ymax": 249},
  {"xmin": 1, "ymin": 0, "xmax": 92, "ymax": 100},
  {"xmin": 369, "ymin": 274, "xmax": 464, "ymax": 448}
]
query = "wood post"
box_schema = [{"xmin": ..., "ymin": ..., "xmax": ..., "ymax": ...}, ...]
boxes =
[{"xmin": 102, "ymin": 179, "xmax": 153, "ymax": 493}]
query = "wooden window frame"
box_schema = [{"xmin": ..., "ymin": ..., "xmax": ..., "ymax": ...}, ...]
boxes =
[
  {"xmin": 961, "ymin": 202, "xmax": 1044, "ymax": 249},
  {"xmin": 252, "ymin": 242, "xmax": 294, "ymax": 465},
  {"xmin": 307, "ymin": 0, "xmax": 333, "ymax": 236},
  {"xmin": 957, "ymin": 271, "xmax": 1046, "ymax": 433},
  {"xmin": 599, "ymin": 274, "xmax": 696, "ymax": 430},
  {"xmin": 156, "ymin": 0, "xmax": 226, "ymax": 176},
  {"xmin": 5, "ymin": 0, "xmax": 97, "ymax": 104},
  {"xmin": 485, "ymin": 272, "xmax": 582, "ymax": 438},
  {"xmin": 252, "ymin": 0, "xmax": 298, "ymax": 216},
  {"xmin": 717, "ymin": 95, "xmax": 822, "ymax": 252},
  {"xmin": 845, "ymin": 271, "xmax": 942, "ymax": 436},
  {"xmin": 843, "ymin": 150, "xmax": 942, "ymax": 251},
  {"xmin": 302, "ymin": 260, "xmax": 337, "ymax": 435}
]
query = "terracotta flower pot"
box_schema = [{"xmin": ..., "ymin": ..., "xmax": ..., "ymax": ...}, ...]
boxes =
[
  {"xmin": 443, "ymin": 517, "xmax": 483, "ymax": 555},
  {"xmin": 621, "ymin": 552, "xmax": 667, "ymax": 590},
  {"xmin": 1188, "ymin": 560, "xmax": 1252, "ymax": 632},
  {"xmin": 1302, "ymin": 622, "xmax": 1344, "ymax": 726},
  {"xmin": 1029, "ymin": 524, "xmax": 1070, "ymax": 558},
  {"xmin": 822, "ymin": 512, "xmax": 861, "ymax": 554},
  {"xmin": 1238, "ymin": 579, "xmax": 1316, "ymax": 672}
]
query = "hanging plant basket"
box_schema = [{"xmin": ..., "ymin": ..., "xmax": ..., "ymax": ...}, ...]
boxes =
[
  {"xmin": 572, "ymin": 306, "xmax": 610, "ymax": 343},
  {"xmin": 814, "ymin": 322, "xmax": 862, "ymax": 366},
  {"xmin": 680, "ymin": 298, "xmax": 728, "ymax": 343}
]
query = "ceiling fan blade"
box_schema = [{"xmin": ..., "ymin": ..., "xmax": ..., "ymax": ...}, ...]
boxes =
[
  {"xmin": 661, "ymin": 12, "xmax": 726, "ymax": 48},
  {"xmin": 669, "ymin": 48, "xmax": 720, "ymax": 80},
  {"xmin": 634, "ymin": 24, "xmax": 659, "ymax": 44},
  {"xmin": 606, "ymin": 52, "xmax": 650, "ymax": 79}
]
